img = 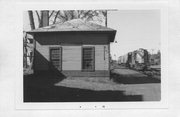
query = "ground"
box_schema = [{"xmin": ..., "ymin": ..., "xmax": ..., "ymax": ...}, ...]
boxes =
[{"xmin": 24, "ymin": 67, "xmax": 160, "ymax": 102}]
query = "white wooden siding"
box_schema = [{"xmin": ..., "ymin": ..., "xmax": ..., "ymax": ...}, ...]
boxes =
[
  {"xmin": 35, "ymin": 42, "xmax": 109, "ymax": 71},
  {"xmin": 35, "ymin": 41, "xmax": 60, "ymax": 70},
  {"xmin": 62, "ymin": 46, "xmax": 81, "ymax": 70},
  {"xmin": 82, "ymin": 45, "xmax": 109, "ymax": 70},
  {"xmin": 95, "ymin": 45, "xmax": 109, "ymax": 70}
]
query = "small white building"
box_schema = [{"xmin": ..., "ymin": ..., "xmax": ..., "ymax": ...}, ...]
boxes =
[{"xmin": 27, "ymin": 19, "xmax": 116, "ymax": 77}]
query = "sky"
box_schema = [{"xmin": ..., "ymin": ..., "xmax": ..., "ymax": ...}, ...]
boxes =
[
  {"xmin": 108, "ymin": 10, "xmax": 160, "ymax": 60},
  {"xmin": 23, "ymin": 12, "xmax": 39, "ymax": 30},
  {"xmin": 23, "ymin": 10, "xmax": 161, "ymax": 60}
]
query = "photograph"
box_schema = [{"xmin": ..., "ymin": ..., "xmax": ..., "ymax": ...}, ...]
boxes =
[{"xmin": 23, "ymin": 10, "xmax": 161, "ymax": 102}]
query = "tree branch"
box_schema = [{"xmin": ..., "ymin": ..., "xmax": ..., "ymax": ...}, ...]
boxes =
[
  {"xmin": 53, "ymin": 11, "xmax": 60, "ymax": 24},
  {"xmin": 28, "ymin": 11, "xmax": 35, "ymax": 30},
  {"xmin": 49, "ymin": 10, "xmax": 54, "ymax": 18},
  {"xmin": 35, "ymin": 11, "xmax": 41, "ymax": 24}
]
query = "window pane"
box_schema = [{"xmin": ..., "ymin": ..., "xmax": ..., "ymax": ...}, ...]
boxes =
[
  {"xmin": 52, "ymin": 60, "xmax": 60, "ymax": 68},
  {"xmin": 83, "ymin": 60, "xmax": 93, "ymax": 70},
  {"xmin": 51, "ymin": 54, "xmax": 60, "ymax": 59},
  {"xmin": 83, "ymin": 48, "xmax": 93, "ymax": 60},
  {"xmin": 51, "ymin": 49, "xmax": 59, "ymax": 54}
]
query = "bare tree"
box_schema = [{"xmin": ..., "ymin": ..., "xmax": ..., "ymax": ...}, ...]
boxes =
[
  {"xmin": 49, "ymin": 10, "xmax": 107, "ymax": 26},
  {"xmin": 28, "ymin": 10, "xmax": 108, "ymax": 29},
  {"xmin": 28, "ymin": 11, "xmax": 35, "ymax": 30},
  {"xmin": 35, "ymin": 10, "xmax": 49, "ymax": 27}
]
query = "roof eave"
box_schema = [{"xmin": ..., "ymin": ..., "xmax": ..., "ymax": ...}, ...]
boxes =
[
  {"xmin": 26, "ymin": 30, "xmax": 117, "ymax": 42},
  {"xmin": 26, "ymin": 30, "xmax": 116, "ymax": 33},
  {"xmin": 109, "ymin": 30, "xmax": 117, "ymax": 42}
]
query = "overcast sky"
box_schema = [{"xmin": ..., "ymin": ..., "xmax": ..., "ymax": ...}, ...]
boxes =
[
  {"xmin": 108, "ymin": 10, "xmax": 160, "ymax": 60},
  {"xmin": 24, "ymin": 10, "xmax": 160, "ymax": 60}
]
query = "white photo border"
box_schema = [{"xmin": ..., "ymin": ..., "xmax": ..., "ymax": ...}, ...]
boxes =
[{"xmin": 16, "ymin": 1, "xmax": 168, "ymax": 110}]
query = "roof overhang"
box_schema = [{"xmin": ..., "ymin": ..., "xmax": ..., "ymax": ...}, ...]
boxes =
[
  {"xmin": 27, "ymin": 30, "xmax": 116, "ymax": 42},
  {"xmin": 26, "ymin": 19, "xmax": 117, "ymax": 42}
]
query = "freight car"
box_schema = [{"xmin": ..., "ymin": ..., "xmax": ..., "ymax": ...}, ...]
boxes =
[
  {"xmin": 118, "ymin": 54, "xmax": 128, "ymax": 66},
  {"xmin": 118, "ymin": 48, "xmax": 150, "ymax": 71}
]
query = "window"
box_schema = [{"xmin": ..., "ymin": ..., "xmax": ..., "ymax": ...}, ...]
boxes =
[
  {"xmin": 82, "ymin": 47, "xmax": 95, "ymax": 71},
  {"xmin": 49, "ymin": 47, "xmax": 62, "ymax": 70},
  {"xmin": 28, "ymin": 38, "xmax": 33, "ymax": 44}
]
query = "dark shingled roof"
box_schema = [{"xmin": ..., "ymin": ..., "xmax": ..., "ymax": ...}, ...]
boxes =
[{"xmin": 27, "ymin": 19, "xmax": 116, "ymax": 33}]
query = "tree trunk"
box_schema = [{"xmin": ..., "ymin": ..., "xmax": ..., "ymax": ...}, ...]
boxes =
[
  {"xmin": 40, "ymin": 10, "xmax": 49, "ymax": 27},
  {"xmin": 28, "ymin": 11, "xmax": 35, "ymax": 30},
  {"xmin": 53, "ymin": 11, "xmax": 60, "ymax": 24},
  {"xmin": 27, "ymin": 11, "xmax": 35, "ymax": 71},
  {"xmin": 105, "ymin": 10, "xmax": 107, "ymax": 27}
]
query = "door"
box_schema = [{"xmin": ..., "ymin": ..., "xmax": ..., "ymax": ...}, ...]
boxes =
[{"xmin": 49, "ymin": 47, "xmax": 62, "ymax": 71}]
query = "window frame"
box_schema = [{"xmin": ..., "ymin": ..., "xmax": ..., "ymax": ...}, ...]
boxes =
[
  {"xmin": 81, "ymin": 46, "xmax": 95, "ymax": 72},
  {"xmin": 49, "ymin": 47, "xmax": 62, "ymax": 71}
]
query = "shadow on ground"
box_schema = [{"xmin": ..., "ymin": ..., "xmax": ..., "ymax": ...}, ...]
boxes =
[
  {"xmin": 24, "ymin": 73, "xmax": 143, "ymax": 102},
  {"xmin": 24, "ymin": 48, "xmax": 143, "ymax": 102},
  {"xmin": 110, "ymin": 72, "xmax": 160, "ymax": 84}
]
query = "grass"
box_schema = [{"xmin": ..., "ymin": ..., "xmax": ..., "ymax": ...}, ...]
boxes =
[
  {"xmin": 24, "ymin": 74, "xmax": 143, "ymax": 102},
  {"xmin": 24, "ymin": 68, "xmax": 161, "ymax": 102}
]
